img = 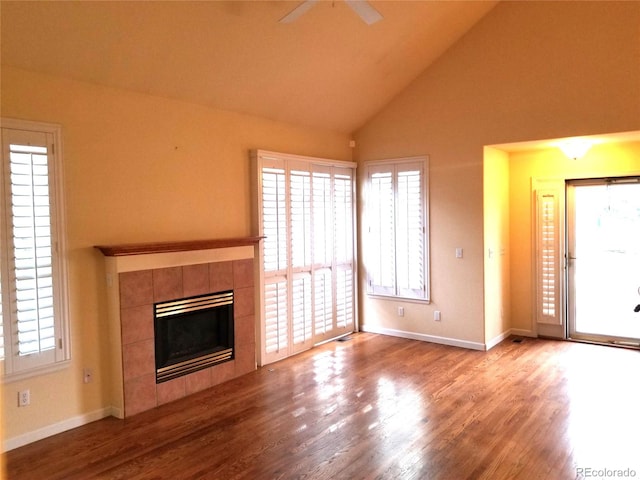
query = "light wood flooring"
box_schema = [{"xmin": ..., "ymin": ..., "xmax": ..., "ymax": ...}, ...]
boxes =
[{"xmin": 5, "ymin": 333, "xmax": 640, "ymax": 479}]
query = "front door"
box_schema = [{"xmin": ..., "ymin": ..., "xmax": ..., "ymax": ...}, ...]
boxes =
[{"xmin": 567, "ymin": 178, "xmax": 640, "ymax": 346}]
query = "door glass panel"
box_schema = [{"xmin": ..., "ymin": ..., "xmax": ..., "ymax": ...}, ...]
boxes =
[{"xmin": 570, "ymin": 181, "xmax": 640, "ymax": 342}]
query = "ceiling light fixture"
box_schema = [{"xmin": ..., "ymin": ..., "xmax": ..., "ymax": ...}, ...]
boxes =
[
  {"xmin": 279, "ymin": 0, "xmax": 383, "ymax": 25},
  {"xmin": 558, "ymin": 138, "xmax": 593, "ymax": 160}
]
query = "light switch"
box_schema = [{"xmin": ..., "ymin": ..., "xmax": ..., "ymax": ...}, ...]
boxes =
[{"xmin": 456, "ymin": 248, "xmax": 463, "ymax": 258}]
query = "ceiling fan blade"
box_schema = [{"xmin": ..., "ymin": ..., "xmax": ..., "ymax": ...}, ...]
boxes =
[
  {"xmin": 279, "ymin": 0, "xmax": 318, "ymax": 24},
  {"xmin": 344, "ymin": 0, "xmax": 383, "ymax": 25}
]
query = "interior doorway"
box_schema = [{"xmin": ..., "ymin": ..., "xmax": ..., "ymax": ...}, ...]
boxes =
[{"xmin": 566, "ymin": 178, "xmax": 640, "ymax": 346}]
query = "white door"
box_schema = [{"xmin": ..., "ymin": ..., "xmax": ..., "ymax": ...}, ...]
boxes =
[{"xmin": 567, "ymin": 178, "xmax": 640, "ymax": 346}]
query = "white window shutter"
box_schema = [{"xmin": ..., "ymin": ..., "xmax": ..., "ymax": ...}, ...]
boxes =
[
  {"xmin": 291, "ymin": 272, "xmax": 312, "ymax": 352},
  {"xmin": 535, "ymin": 188, "xmax": 562, "ymax": 325},
  {"xmin": 1, "ymin": 121, "xmax": 70, "ymax": 377},
  {"xmin": 333, "ymin": 169, "xmax": 354, "ymax": 332},
  {"xmin": 10, "ymin": 143, "xmax": 56, "ymax": 356},
  {"xmin": 290, "ymin": 169, "xmax": 311, "ymax": 269},
  {"xmin": 255, "ymin": 151, "xmax": 356, "ymax": 365},
  {"xmin": 367, "ymin": 169, "xmax": 395, "ymax": 295},
  {"xmin": 262, "ymin": 166, "xmax": 287, "ymax": 273},
  {"xmin": 333, "ymin": 171, "xmax": 353, "ymax": 266},
  {"xmin": 313, "ymin": 268, "xmax": 333, "ymax": 336},
  {"xmin": 312, "ymin": 170, "xmax": 332, "ymax": 268},
  {"xmin": 396, "ymin": 166, "xmax": 425, "ymax": 299},
  {"xmin": 264, "ymin": 278, "xmax": 288, "ymax": 359},
  {"xmin": 335, "ymin": 265, "xmax": 353, "ymax": 329},
  {"xmin": 364, "ymin": 157, "xmax": 429, "ymax": 302}
]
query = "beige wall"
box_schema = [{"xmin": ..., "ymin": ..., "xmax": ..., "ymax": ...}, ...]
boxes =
[
  {"xmin": 1, "ymin": 66, "xmax": 352, "ymax": 444},
  {"xmin": 483, "ymin": 147, "xmax": 510, "ymax": 345},
  {"xmin": 354, "ymin": 1, "xmax": 640, "ymax": 346},
  {"xmin": 508, "ymin": 140, "xmax": 640, "ymax": 336}
]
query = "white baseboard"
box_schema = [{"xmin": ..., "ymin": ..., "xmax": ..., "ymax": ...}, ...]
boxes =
[
  {"xmin": 485, "ymin": 330, "xmax": 512, "ymax": 350},
  {"xmin": 110, "ymin": 405, "xmax": 124, "ymax": 420},
  {"xmin": 510, "ymin": 328, "xmax": 536, "ymax": 338},
  {"xmin": 3, "ymin": 406, "xmax": 116, "ymax": 452},
  {"xmin": 361, "ymin": 324, "xmax": 486, "ymax": 351},
  {"xmin": 486, "ymin": 328, "xmax": 537, "ymax": 350}
]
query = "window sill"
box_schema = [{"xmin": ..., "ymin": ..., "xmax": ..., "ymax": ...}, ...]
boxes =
[
  {"xmin": 1, "ymin": 359, "xmax": 71, "ymax": 384},
  {"xmin": 366, "ymin": 293, "xmax": 431, "ymax": 304}
]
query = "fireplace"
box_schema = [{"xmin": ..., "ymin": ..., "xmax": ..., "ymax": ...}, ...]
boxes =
[
  {"xmin": 96, "ymin": 237, "xmax": 261, "ymax": 418},
  {"xmin": 154, "ymin": 290, "xmax": 234, "ymax": 383}
]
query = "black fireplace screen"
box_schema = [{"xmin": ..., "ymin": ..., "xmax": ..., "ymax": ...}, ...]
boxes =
[{"xmin": 154, "ymin": 290, "xmax": 234, "ymax": 383}]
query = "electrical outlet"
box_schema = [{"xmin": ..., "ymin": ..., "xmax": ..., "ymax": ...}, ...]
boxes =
[
  {"xmin": 434, "ymin": 311, "xmax": 442, "ymax": 322},
  {"xmin": 83, "ymin": 368, "xmax": 93, "ymax": 384},
  {"xmin": 18, "ymin": 389, "xmax": 30, "ymax": 407},
  {"xmin": 397, "ymin": 306, "xmax": 404, "ymax": 317}
]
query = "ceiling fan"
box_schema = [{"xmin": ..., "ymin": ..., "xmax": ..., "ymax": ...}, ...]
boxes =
[{"xmin": 279, "ymin": 0, "xmax": 383, "ymax": 25}]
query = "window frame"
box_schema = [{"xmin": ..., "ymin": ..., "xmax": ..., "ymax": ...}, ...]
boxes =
[
  {"xmin": 1, "ymin": 118, "xmax": 71, "ymax": 382},
  {"xmin": 364, "ymin": 156, "xmax": 430, "ymax": 302},
  {"xmin": 253, "ymin": 150, "xmax": 357, "ymax": 366}
]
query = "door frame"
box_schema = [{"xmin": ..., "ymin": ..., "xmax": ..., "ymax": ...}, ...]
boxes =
[
  {"xmin": 532, "ymin": 174, "xmax": 640, "ymax": 345},
  {"xmin": 565, "ymin": 176, "xmax": 640, "ymax": 347}
]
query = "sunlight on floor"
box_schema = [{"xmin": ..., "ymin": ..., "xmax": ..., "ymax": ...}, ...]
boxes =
[{"xmin": 565, "ymin": 345, "xmax": 640, "ymax": 472}]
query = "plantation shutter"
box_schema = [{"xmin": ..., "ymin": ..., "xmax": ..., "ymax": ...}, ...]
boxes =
[
  {"xmin": 535, "ymin": 188, "xmax": 562, "ymax": 325},
  {"xmin": 264, "ymin": 279, "xmax": 288, "ymax": 355},
  {"xmin": 255, "ymin": 150, "xmax": 356, "ymax": 366},
  {"xmin": 261, "ymin": 159, "xmax": 289, "ymax": 362},
  {"xmin": 262, "ymin": 165, "xmax": 287, "ymax": 273},
  {"xmin": 290, "ymin": 169, "xmax": 312, "ymax": 269},
  {"xmin": 291, "ymin": 272, "xmax": 312, "ymax": 351},
  {"xmin": 311, "ymin": 167, "xmax": 334, "ymax": 341},
  {"xmin": 396, "ymin": 164, "xmax": 425, "ymax": 299},
  {"xmin": 290, "ymin": 164, "xmax": 313, "ymax": 353},
  {"xmin": 367, "ymin": 167, "xmax": 395, "ymax": 296},
  {"xmin": 334, "ymin": 170, "xmax": 354, "ymax": 330},
  {"xmin": 1, "ymin": 125, "xmax": 69, "ymax": 374},
  {"xmin": 312, "ymin": 169, "xmax": 332, "ymax": 267},
  {"xmin": 11, "ymin": 141, "xmax": 56, "ymax": 356},
  {"xmin": 366, "ymin": 158, "xmax": 428, "ymax": 300}
]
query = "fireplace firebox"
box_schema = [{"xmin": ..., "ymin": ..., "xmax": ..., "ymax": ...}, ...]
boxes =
[{"xmin": 154, "ymin": 290, "xmax": 234, "ymax": 383}]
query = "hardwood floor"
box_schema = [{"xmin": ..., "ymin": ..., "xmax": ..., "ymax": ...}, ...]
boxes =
[{"xmin": 5, "ymin": 333, "xmax": 640, "ymax": 479}]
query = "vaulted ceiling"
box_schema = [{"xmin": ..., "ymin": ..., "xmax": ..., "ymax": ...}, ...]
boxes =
[{"xmin": 1, "ymin": 1, "xmax": 498, "ymax": 133}]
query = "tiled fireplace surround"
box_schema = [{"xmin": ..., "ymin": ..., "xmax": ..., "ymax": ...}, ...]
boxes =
[{"xmin": 98, "ymin": 239, "xmax": 259, "ymax": 418}]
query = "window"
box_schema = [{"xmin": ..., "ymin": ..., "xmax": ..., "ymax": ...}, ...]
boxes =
[
  {"xmin": 254, "ymin": 151, "xmax": 356, "ymax": 366},
  {"xmin": 534, "ymin": 182, "xmax": 563, "ymax": 326},
  {"xmin": 1, "ymin": 119, "xmax": 70, "ymax": 380},
  {"xmin": 364, "ymin": 157, "xmax": 429, "ymax": 301}
]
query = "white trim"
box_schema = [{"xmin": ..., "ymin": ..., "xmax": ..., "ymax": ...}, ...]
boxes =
[
  {"xmin": 485, "ymin": 330, "xmax": 512, "ymax": 350},
  {"xmin": 360, "ymin": 324, "xmax": 485, "ymax": 351},
  {"xmin": 363, "ymin": 156, "xmax": 430, "ymax": 302},
  {"xmin": 255, "ymin": 150, "xmax": 356, "ymax": 169},
  {"xmin": 362, "ymin": 325, "xmax": 539, "ymax": 351},
  {"xmin": 109, "ymin": 245, "xmax": 254, "ymax": 273},
  {"xmin": 510, "ymin": 328, "xmax": 536, "ymax": 338},
  {"xmin": 1, "ymin": 359, "xmax": 70, "ymax": 384},
  {"xmin": 2, "ymin": 406, "xmax": 115, "ymax": 452},
  {"xmin": 364, "ymin": 155, "xmax": 427, "ymax": 166}
]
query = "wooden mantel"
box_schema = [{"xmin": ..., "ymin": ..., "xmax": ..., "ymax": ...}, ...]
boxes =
[{"xmin": 95, "ymin": 236, "xmax": 263, "ymax": 257}]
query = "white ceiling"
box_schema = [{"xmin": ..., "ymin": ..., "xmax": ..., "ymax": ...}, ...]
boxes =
[{"xmin": 1, "ymin": 0, "xmax": 498, "ymax": 133}]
